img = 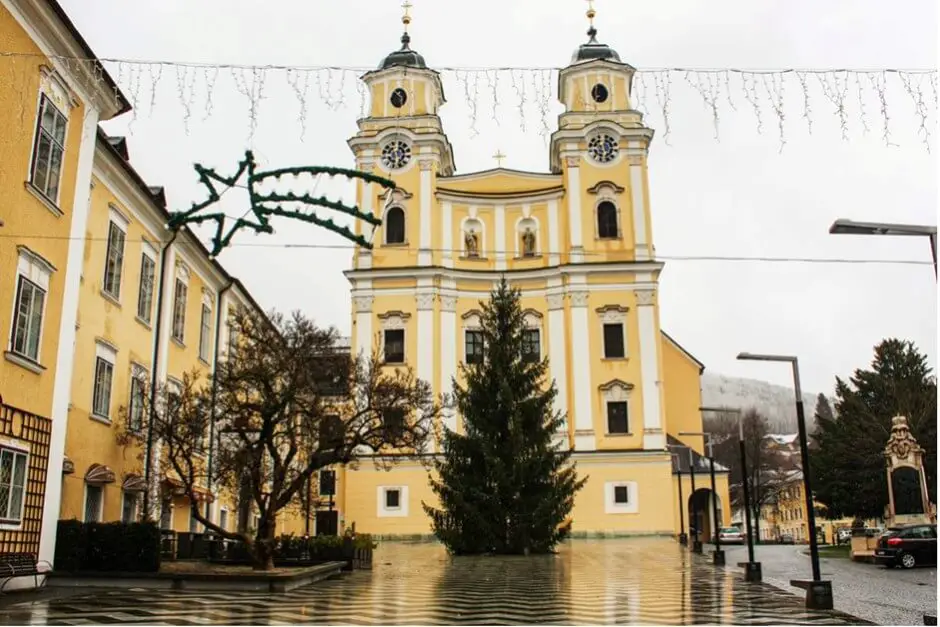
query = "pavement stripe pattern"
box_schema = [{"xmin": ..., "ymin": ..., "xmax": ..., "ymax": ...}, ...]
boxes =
[{"xmin": 0, "ymin": 539, "xmax": 871, "ymax": 625}]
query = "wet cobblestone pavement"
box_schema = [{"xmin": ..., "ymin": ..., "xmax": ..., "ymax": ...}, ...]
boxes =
[{"xmin": 0, "ymin": 539, "xmax": 872, "ymax": 625}]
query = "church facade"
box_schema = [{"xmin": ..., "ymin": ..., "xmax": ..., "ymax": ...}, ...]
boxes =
[{"xmin": 332, "ymin": 16, "xmax": 730, "ymax": 539}]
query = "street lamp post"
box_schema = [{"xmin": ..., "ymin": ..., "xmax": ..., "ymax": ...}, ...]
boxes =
[
  {"xmin": 829, "ymin": 219, "xmax": 937, "ymax": 279},
  {"xmin": 681, "ymin": 431, "xmax": 724, "ymax": 565},
  {"xmin": 688, "ymin": 448, "xmax": 702, "ymax": 553},
  {"xmin": 737, "ymin": 352, "xmax": 832, "ymax": 609},
  {"xmin": 672, "ymin": 453, "xmax": 688, "ymax": 545},
  {"xmin": 701, "ymin": 406, "xmax": 762, "ymax": 582}
]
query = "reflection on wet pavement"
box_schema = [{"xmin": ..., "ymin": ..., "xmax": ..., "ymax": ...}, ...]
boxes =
[{"xmin": 0, "ymin": 539, "xmax": 871, "ymax": 625}]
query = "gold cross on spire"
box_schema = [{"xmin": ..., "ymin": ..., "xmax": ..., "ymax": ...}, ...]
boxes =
[
  {"xmin": 493, "ymin": 149, "xmax": 506, "ymax": 168},
  {"xmin": 586, "ymin": 0, "xmax": 596, "ymax": 26},
  {"xmin": 402, "ymin": 1, "xmax": 413, "ymax": 32}
]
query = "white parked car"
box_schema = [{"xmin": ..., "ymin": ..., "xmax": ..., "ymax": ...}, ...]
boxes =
[{"xmin": 719, "ymin": 527, "xmax": 746, "ymax": 544}]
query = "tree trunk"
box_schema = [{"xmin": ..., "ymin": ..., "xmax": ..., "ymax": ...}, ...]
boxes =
[{"xmin": 252, "ymin": 515, "xmax": 276, "ymax": 571}]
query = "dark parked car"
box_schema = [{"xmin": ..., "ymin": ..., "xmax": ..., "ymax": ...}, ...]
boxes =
[{"xmin": 874, "ymin": 524, "xmax": 937, "ymax": 569}]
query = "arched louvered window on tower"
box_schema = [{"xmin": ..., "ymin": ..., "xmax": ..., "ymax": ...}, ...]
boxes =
[
  {"xmin": 384, "ymin": 206, "xmax": 406, "ymax": 245},
  {"xmin": 596, "ymin": 200, "xmax": 619, "ymax": 239}
]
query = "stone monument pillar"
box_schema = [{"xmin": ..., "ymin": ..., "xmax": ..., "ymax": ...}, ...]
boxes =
[{"xmin": 884, "ymin": 415, "xmax": 935, "ymax": 527}]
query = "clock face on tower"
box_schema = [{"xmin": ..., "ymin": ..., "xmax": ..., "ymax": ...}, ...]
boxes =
[
  {"xmin": 381, "ymin": 140, "xmax": 412, "ymax": 170},
  {"xmin": 588, "ymin": 133, "xmax": 619, "ymax": 164}
]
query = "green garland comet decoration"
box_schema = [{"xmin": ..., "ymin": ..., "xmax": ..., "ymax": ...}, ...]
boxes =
[{"xmin": 168, "ymin": 151, "xmax": 397, "ymax": 256}]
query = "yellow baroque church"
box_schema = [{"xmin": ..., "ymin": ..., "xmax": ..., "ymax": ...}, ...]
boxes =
[{"xmin": 329, "ymin": 15, "xmax": 731, "ymax": 540}]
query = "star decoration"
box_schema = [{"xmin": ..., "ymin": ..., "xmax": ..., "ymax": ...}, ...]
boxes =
[{"xmin": 168, "ymin": 151, "xmax": 397, "ymax": 257}]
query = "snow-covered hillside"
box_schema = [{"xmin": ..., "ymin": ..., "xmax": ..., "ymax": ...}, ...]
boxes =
[{"xmin": 700, "ymin": 372, "xmax": 829, "ymax": 432}]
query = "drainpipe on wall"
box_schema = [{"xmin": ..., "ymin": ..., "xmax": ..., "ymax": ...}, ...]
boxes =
[
  {"xmin": 205, "ymin": 281, "xmax": 234, "ymax": 526},
  {"xmin": 143, "ymin": 230, "xmax": 178, "ymax": 521}
]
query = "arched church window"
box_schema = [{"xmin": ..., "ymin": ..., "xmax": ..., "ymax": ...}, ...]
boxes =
[
  {"xmin": 588, "ymin": 133, "xmax": 619, "ymax": 164},
  {"xmin": 597, "ymin": 201, "xmax": 619, "ymax": 238},
  {"xmin": 390, "ymin": 88, "xmax": 408, "ymax": 109},
  {"xmin": 591, "ymin": 83, "xmax": 609, "ymax": 103},
  {"xmin": 385, "ymin": 207, "xmax": 406, "ymax": 245},
  {"xmin": 381, "ymin": 140, "xmax": 412, "ymax": 171}
]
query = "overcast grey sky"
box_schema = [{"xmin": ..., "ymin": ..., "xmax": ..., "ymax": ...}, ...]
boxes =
[{"xmin": 60, "ymin": 0, "xmax": 937, "ymax": 394}]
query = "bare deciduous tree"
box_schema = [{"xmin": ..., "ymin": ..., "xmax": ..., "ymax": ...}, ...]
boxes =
[{"xmin": 118, "ymin": 308, "xmax": 444, "ymax": 570}]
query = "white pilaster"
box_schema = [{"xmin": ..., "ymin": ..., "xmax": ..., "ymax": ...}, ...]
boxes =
[
  {"xmin": 439, "ymin": 290, "xmax": 458, "ymax": 434},
  {"xmin": 495, "ymin": 204, "xmax": 506, "ymax": 270},
  {"xmin": 565, "ymin": 156, "xmax": 584, "ymax": 263},
  {"xmin": 636, "ymin": 288, "xmax": 664, "ymax": 450},
  {"xmin": 547, "ymin": 199, "xmax": 560, "ymax": 266},
  {"xmin": 442, "ymin": 201, "xmax": 453, "ymax": 268},
  {"xmin": 569, "ymin": 289, "xmax": 595, "ymax": 451},
  {"xmin": 39, "ymin": 108, "xmax": 100, "ymax": 565},
  {"xmin": 629, "ymin": 156, "xmax": 649, "ymax": 261},
  {"xmin": 357, "ymin": 161, "xmax": 374, "ymax": 269},
  {"xmin": 547, "ymin": 287, "xmax": 569, "ymax": 448},
  {"xmin": 416, "ymin": 280, "xmax": 434, "ymax": 390},
  {"xmin": 353, "ymin": 293, "xmax": 374, "ymax": 361},
  {"xmin": 418, "ymin": 160, "xmax": 433, "ymax": 266}
]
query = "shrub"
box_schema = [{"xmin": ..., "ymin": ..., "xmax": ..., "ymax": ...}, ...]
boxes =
[{"xmin": 54, "ymin": 520, "xmax": 161, "ymax": 573}]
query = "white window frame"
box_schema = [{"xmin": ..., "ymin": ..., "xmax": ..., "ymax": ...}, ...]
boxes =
[
  {"xmin": 160, "ymin": 500, "xmax": 174, "ymax": 530},
  {"xmin": 27, "ymin": 92, "xmax": 69, "ymax": 206},
  {"xmin": 121, "ymin": 490, "xmax": 140, "ymax": 523},
  {"xmin": 0, "ymin": 445, "xmax": 30, "ymax": 529},
  {"xmin": 383, "ymin": 205, "xmax": 407, "ymax": 245},
  {"xmin": 377, "ymin": 485, "xmax": 409, "ymax": 518},
  {"xmin": 7, "ymin": 247, "xmax": 54, "ymax": 368},
  {"xmin": 597, "ymin": 305, "xmax": 628, "ymax": 359},
  {"xmin": 101, "ymin": 207, "xmax": 129, "ymax": 300},
  {"xmin": 136, "ymin": 243, "xmax": 157, "ymax": 325},
  {"xmin": 128, "ymin": 363, "xmax": 148, "ymax": 432},
  {"xmin": 521, "ymin": 310, "xmax": 543, "ymax": 362},
  {"xmin": 378, "ymin": 311, "xmax": 410, "ymax": 364},
  {"xmin": 599, "ymin": 380, "xmax": 633, "ymax": 436},
  {"xmin": 83, "ymin": 483, "xmax": 105, "ymax": 523},
  {"xmin": 199, "ymin": 290, "xmax": 213, "ymax": 363},
  {"xmin": 461, "ymin": 310, "xmax": 483, "ymax": 364},
  {"xmin": 219, "ymin": 507, "xmax": 229, "ymax": 531},
  {"xmin": 171, "ymin": 266, "xmax": 189, "ymax": 344},
  {"xmin": 92, "ymin": 341, "xmax": 117, "ymax": 422},
  {"xmin": 604, "ymin": 481, "xmax": 638, "ymax": 514}
]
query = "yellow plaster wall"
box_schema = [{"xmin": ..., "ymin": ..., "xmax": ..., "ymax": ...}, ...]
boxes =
[
  {"xmin": 0, "ymin": 6, "xmax": 86, "ymax": 416},
  {"xmin": 342, "ymin": 465, "xmax": 440, "ymax": 535},
  {"xmin": 565, "ymin": 70, "xmax": 633, "ymax": 113},
  {"xmin": 166, "ymin": 257, "xmax": 214, "ymax": 383},
  {"xmin": 569, "ymin": 457, "xmax": 674, "ymax": 534},
  {"xmin": 662, "ymin": 338, "xmax": 705, "ymax": 455},
  {"xmin": 367, "ymin": 75, "xmax": 435, "ymax": 119},
  {"xmin": 60, "ymin": 176, "xmax": 157, "ymax": 521}
]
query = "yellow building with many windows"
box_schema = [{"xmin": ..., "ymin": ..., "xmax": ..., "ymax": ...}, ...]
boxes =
[
  {"xmin": 1, "ymin": 0, "xmax": 280, "ymax": 577},
  {"xmin": 56, "ymin": 130, "xmax": 273, "ymax": 539},
  {"xmin": 0, "ymin": 0, "xmax": 129, "ymax": 572},
  {"xmin": 321, "ymin": 17, "xmax": 730, "ymax": 539}
]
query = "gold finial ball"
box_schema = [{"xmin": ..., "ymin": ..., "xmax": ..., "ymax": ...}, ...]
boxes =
[
  {"xmin": 587, "ymin": 8, "xmax": 596, "ymax": 18},
  {"xmin": 402, "ymin": 15, "xmax": 411, "ymax": 25}
]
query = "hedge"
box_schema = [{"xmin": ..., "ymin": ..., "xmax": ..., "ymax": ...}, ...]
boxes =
[{"xmin": 54, "ymin": 520, "xmax": 161, "ymax": 573}]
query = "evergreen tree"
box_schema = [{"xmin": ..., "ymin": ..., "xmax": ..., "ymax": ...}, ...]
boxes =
[
  {"xmin": 423, "ymin": 279, "xmax": 586, "ymax": 555},
  {"xmin": 811, "ymin": 339, "xmax": 937, "ymax": 520},
  {"xmin": 809, "ymin": 393, "xmax": 834, "ymax": 447}
]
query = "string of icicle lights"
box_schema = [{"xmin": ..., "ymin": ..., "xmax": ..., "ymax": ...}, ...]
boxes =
[{"xmin": 2, "ymin": 51, "xmax": 936, "ymax": 152}]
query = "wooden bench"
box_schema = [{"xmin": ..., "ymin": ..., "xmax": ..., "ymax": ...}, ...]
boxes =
[{"xmin": 0, "ymin": 552, "xmax": 52, "ymax": 592}]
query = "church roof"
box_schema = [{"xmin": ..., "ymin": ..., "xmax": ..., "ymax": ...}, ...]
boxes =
[
  {"xmin": 571, "ymin": 26, "xmax": 622, "ymax": 65},
  {"xmin": 379, "ymin": 32, "xmax": 427, "ymax": 70}
]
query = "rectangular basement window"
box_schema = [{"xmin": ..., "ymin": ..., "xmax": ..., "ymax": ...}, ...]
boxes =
[
  {"xmin": 385, "ymin": 488, "xmax": 401, "ymax": 510},
  {"xmin": 614, "ymin": 485, "xmax": 629, "ymax": 504}
]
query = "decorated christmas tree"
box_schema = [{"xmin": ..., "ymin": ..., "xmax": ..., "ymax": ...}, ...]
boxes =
[{"xmin": 424, "ymin": 279, "xmax": 586, "ymax": 555}]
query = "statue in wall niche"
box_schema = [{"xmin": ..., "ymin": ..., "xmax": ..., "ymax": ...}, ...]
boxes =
[
  {"xmin": 465, "ymin": 228, "xmax": 479, "ymax": 258},
  {"xmin": 521, "ymin": 228, "xmax": 536, "ymax": 257}
]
